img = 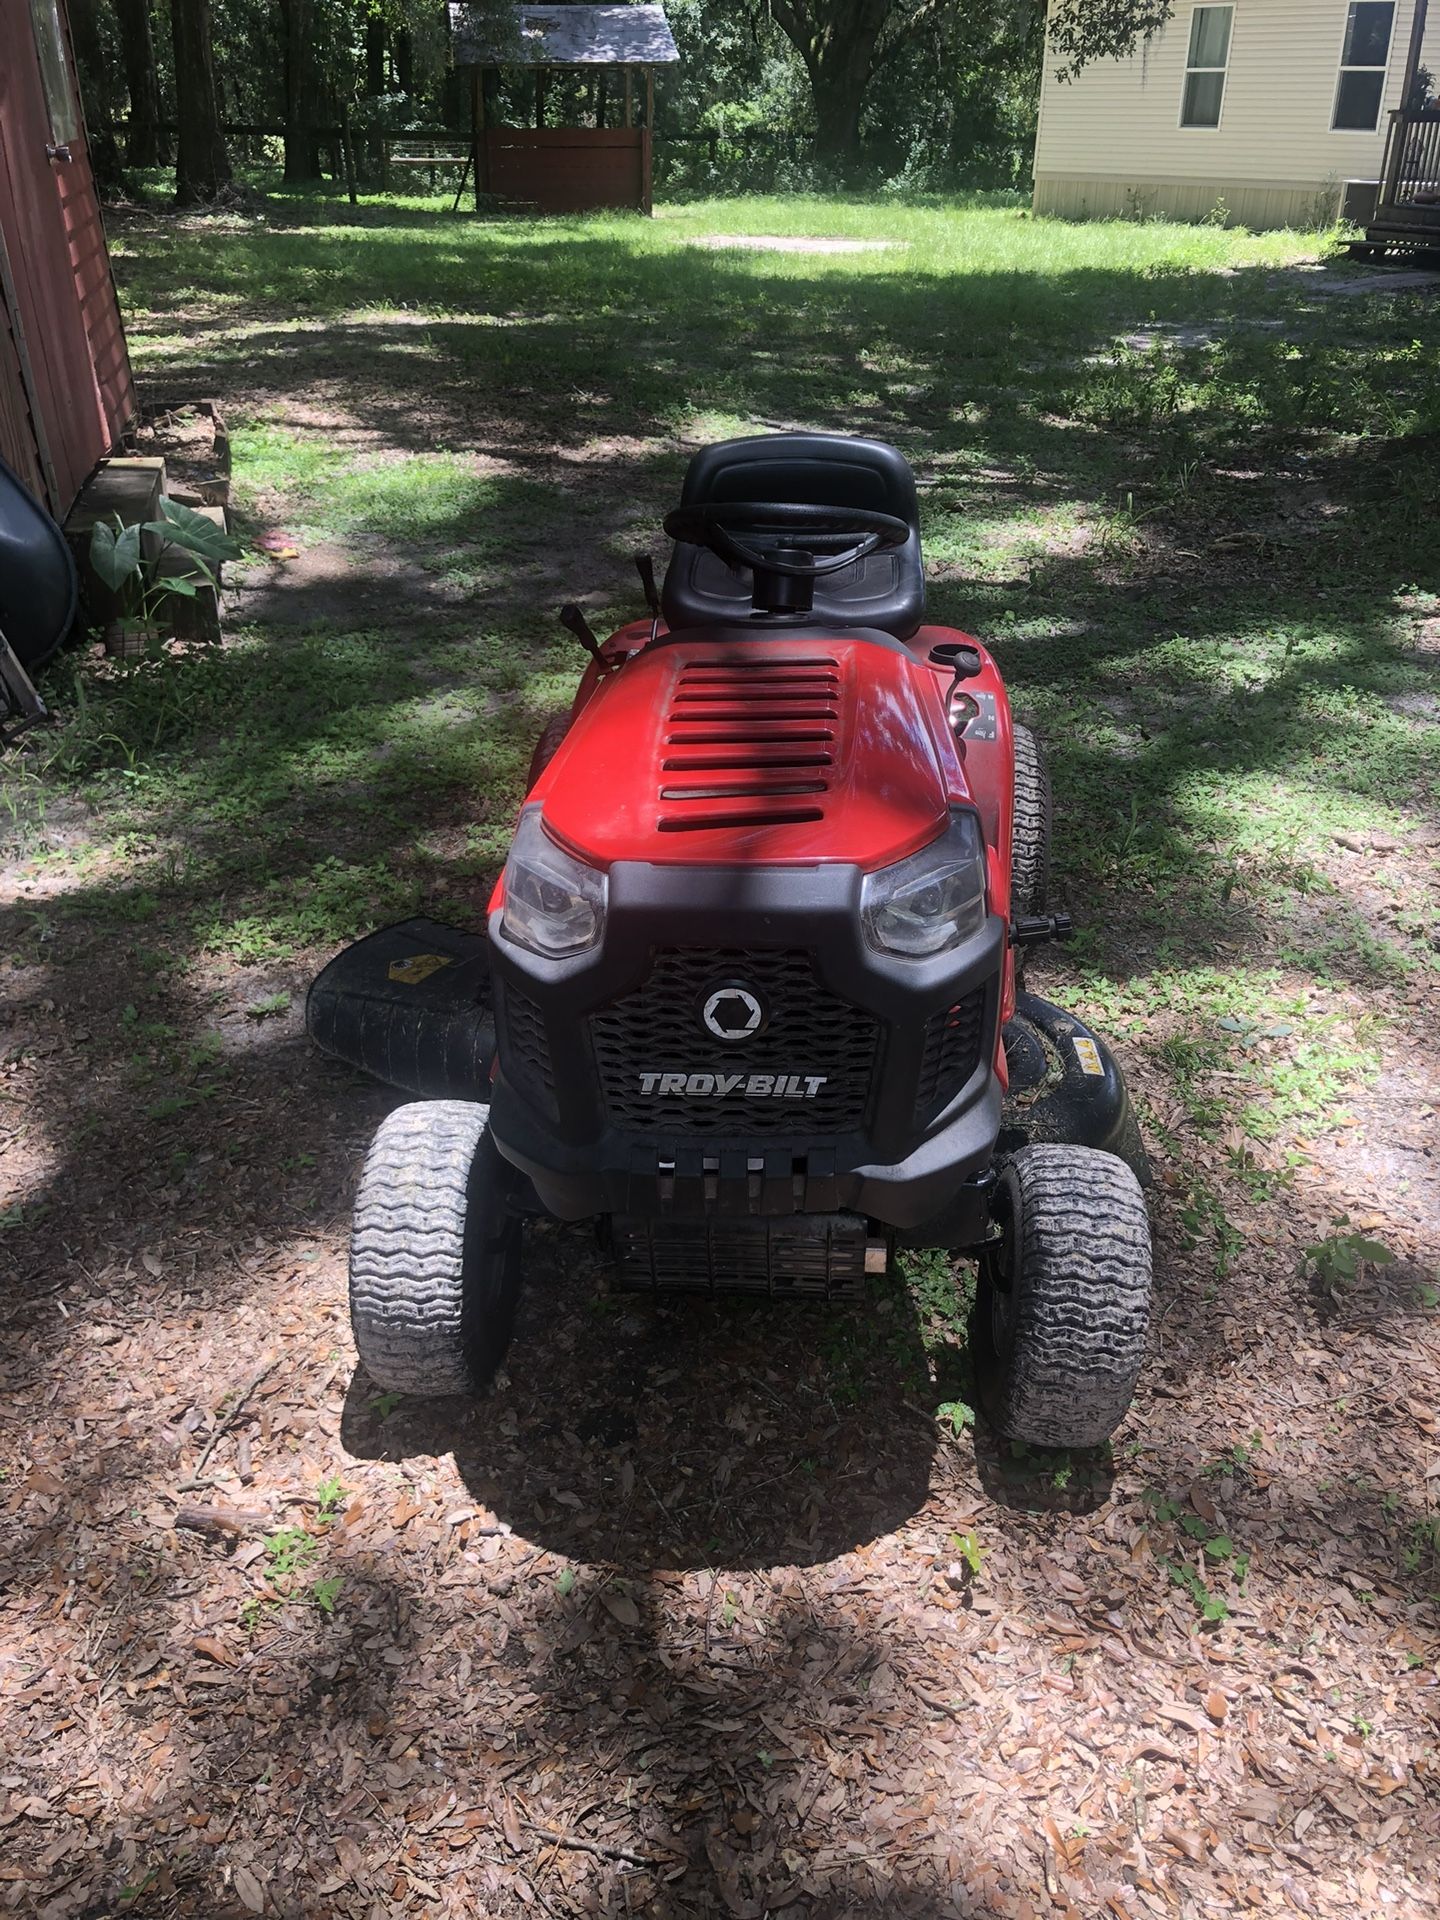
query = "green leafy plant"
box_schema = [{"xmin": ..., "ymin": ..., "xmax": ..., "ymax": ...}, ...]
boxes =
[
  {"xmin": 247, "ymin": 991, "xmax": 292, "ymax": 1019},
  {"xmin": 315, "ymin": 1474, "xmax": 349, "ymax": 1519},
  {"xmin": 1205, "ymin": 1432, "xmax": 1264, "ymax": 1477},
  {"xmin": 1402, "ymin": 1516, "xmax": 1440, "ymax": 1574},
  {"xmin": 1163, "ymin": 1556, "xmax": 1229, "ymax": 1623},
  {"xmin": 369, "ymin": 1390, "xmax": 403, "ymax": 1419},
  {"xmin": 240, "ymin": 1592, "xmax": 277, "ymax": 1632},
  {"xmin": 88, "ymin": 498, "xmax": 242, "ymax": 643},
  {"xmin": 936, "ymin": 1398, "xmax": 975, "ymax": 1436},
  {"xmin": 118, "ymin": 1866, "xmax": 159, "ymax": 1906},
  {"xmin": 1145, "ymin": 1489, "xmax": 1249, "ymax": 1622},
  {"xmin": 264, "ymin": 1526, "xmax": 318, "ymax": 1578},
  {"xmin": 310, "ymin": 1575, "xmax": 344, "ymax": 1615},
  {"xmin": 1305, "ymin": 1219, "xmax": 1395, "ymax": 1291},
  {"xmin": 950, "ymin": 1529, "xmax": 985, "ymax": 1577}
]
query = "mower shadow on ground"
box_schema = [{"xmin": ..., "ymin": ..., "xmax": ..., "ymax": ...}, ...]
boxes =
[{"xmin": 338, "ymin": 1234, "xmax": 950, "ymax": 1572}]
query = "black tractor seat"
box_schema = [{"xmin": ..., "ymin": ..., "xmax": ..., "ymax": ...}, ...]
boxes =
[{"xmin": 661, "ymin": 432, "xmax": 926, "ymax": 642}]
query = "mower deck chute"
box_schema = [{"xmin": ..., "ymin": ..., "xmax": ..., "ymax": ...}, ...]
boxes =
[{"xmin": 314, "ymin": 431, "xmax": 1156, "ymax": 1454}]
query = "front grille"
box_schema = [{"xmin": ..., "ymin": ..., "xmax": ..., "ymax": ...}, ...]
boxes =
[
  {"xmin": 657, "ymin": 655, "xmax": 840, "ymax": 833},
  {"xmin": 590, "ymin": 948, "xmax": 879, "ymax": 1137},
  {"xmin": 611, "ymin": 1213, "xmax": 870, "ymax": 1297},
  {"xmin": 915, "ymin": 988, "xmax": 987, "ymax": 1121},
  {"xmin": 499, "ymin": 982, "xmax": 556, "ymax": 1115}
]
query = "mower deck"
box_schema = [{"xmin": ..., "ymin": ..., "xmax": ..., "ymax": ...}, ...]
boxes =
[{"xmin": 306, "ymin": 917, "xmax": 494, "ymax": 1099}]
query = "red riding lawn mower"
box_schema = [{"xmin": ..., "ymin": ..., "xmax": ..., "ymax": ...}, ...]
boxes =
[{"xmin": 309, "ymin": 434, "xmax": 1152, "ymax": 1451}]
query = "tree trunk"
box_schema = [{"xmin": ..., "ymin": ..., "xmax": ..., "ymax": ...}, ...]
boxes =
[
  {"xmin": 65, "ymin": 0, "xmax": 126, "ymax": 193},
  {"xmin": 281, "ymin": 0, "xmax": 320, "ymax": 182},
  {"xmin": 171, "ymin": 0, "xmax": 232, "ymax": 204},
  {"xmin": 114, "ymin": 0, "xmax": 164, "ymax": 166},
  {"xmin": 363, "ymin": 17, "xmax": 385, "ymax": 176},
  {"xmin": 770, "ymin": 0, "xmax": 893, "ymax": 179},
  {"xmin": 365, "ymin": 17, "xmax": 385, "ymax": 95},
  {"xmin": 396, "ymin": 31, "xmax": 414, "ymax": 97}
]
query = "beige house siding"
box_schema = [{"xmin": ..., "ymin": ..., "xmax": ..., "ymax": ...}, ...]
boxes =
[{"xmin": 1032, "ymin": 0, "xmax": 1430, "ymax": 226}]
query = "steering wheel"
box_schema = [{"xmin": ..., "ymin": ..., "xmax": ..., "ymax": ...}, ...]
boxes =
[{"xmin": 663, "ymin": 500, "xmax": 910, "ymax": 580}]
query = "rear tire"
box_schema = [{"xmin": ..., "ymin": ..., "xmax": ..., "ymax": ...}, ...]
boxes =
[
  {"xmin": 1011, "ymin": 724, "xmax": 1051, "ymax": 917},
  {"xmin": 972, "ymin": 1143, "xmax": 1150, "ymax": 1449},
  {"xmin": 349, "ymin": 1101, "xmax": 522, "ymax": 1397},
  {"xmin": 527, "ymin": 714, "xmax": 572, "ymax": 789}
]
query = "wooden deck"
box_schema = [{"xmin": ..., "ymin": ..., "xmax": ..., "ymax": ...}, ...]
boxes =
[{"xmin": 1355, "ymin": 107, "xmax": 1440, "ymax": 261}]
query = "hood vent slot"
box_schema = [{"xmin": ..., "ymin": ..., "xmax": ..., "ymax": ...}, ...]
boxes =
[{"xmin": 659, "ymin": 655, "xmax": 841, "ymax": 832}]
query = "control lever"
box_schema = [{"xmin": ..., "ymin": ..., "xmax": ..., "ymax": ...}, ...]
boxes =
[
  {"xmin": 928, "ymin": 640, "xmax": 983, "ymax": 720},
  {"xmin": 634, "ymin": 552, "xmax": 661, "ymax": 645},
  {"xmin": 558, "ymin": 602, "xmax": 612, "ymax": 673}
]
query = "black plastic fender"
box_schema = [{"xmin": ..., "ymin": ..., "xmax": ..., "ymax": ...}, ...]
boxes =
[
  {"xmin": 999, "ymin": 992, "xmax": 1150, "ymax": 1186},
  {"xmin": 306, "ymin": 917, "xmax": 495, "ymax": 1098}
]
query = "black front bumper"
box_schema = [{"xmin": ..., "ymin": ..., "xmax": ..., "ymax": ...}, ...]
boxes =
[{"xmin": 485, "ymin": 859, "xmax": 1005, "ymax": 1236}]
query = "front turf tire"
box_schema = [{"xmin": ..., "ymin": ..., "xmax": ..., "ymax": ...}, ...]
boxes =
[
  {"xmin": 349, "ymin": 1101, "xmax": 522, "ymax": 1397},
  {"xmin": 972, "ymin": 1143, "xmax": 1151, "ymax": 1450}
]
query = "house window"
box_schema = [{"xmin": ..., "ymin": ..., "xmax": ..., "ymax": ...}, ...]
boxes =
[
  {"xmin": 27, "ymin": 0, "xmax": 79, "ymax": 146},
  {"xmin": 1332, "ymin": 2, "xmax": 1396, "ymax": 130},
  {"xmin": 1181, "ymin": 6, "xmax": 1233, "ymax": 128}
]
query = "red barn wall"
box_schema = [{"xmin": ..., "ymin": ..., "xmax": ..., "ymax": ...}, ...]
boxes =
[{"xmin": 0, "ymin": 0, "xmax": 136, "ymax": 518}]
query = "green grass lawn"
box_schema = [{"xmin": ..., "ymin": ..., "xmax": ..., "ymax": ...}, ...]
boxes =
[{"xmin": 6, "ymin": 188, "xmax": 1439, "ymax": 1270}]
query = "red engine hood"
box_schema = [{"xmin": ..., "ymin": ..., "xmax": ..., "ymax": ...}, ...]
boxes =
[{"xmin": 530, "ymin": 635, "xmax": 968, "ymax": 871}]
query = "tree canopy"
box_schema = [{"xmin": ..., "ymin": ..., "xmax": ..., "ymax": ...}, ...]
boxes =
[{"xmin": 73, "ymin": 0, "xmax": 1177, "ymax": 203}]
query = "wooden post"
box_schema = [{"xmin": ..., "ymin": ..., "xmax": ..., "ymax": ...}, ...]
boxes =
[
  {"xmin": 624, "ymin": 66, "xmax": 633, "ymax": 128},
  {"xmin": 1400, "ymin": 0, "xmax": 1430, "ymax": 107},
  {"xmin": 643, "ymin": 67, "xmax": 654, "ymax": 215},
  {"xmin": 1380, "ymin": 108, "xmax": 1407, "ymax": 208},
  {"xmin": 340, "ymin": 101, "xmax": 358, "ymax": 206},
  {"xmin": 480, "ymin": 65, "xmax": 491, "ymax": 210}
]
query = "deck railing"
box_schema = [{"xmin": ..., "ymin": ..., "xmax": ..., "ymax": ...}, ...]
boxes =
[{"xmin": 1378, "ymin": 106, "xmax": 1440, "ymax": 215}]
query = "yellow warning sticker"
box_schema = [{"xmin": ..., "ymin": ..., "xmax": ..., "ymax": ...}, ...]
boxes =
[
  {"xmin": 388, "ymin": 954, "xmax": 454, "ymax": 985},
  {"xmin": 1073, "ymin": 1037, "xmax": 1105, "ymax": 1077}
]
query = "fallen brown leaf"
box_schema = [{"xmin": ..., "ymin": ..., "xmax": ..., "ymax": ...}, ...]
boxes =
[
  {"xmin": 232, "ymin": 1863, "xmax": 265, "ymax": 1913},
  {"xmin": 601, "ymin": 1588, "xmax": 640, "ymax": 1627}
]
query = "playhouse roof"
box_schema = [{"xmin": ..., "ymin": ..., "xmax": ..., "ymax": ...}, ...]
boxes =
[{"xmin": 449, "ymin": 4, "xmax": 679, "ymax": 67}]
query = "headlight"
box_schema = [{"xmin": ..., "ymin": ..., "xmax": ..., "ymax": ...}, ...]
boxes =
[
  {"xmin": 499, "ymin": 807, "xmax": 607, "ymax": 957},
  {"xmin": 861, "ymin": 812, "xmax": 987, "ymax": 958}
]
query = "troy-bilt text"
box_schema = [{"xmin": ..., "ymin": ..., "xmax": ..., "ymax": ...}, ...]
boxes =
[{"xmin": 637, "ymin": 1072, "xmax": 829, "ymax": 1098}]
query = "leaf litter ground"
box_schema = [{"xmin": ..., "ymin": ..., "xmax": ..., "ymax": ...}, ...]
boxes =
[{"xmin": 1, "ymin": 193, "xmax": 1437, "ymax": 1919}]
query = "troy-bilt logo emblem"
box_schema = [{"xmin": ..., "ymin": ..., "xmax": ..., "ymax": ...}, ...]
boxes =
[
  {"xmin": 700, "ymin": 983, "xmax": 765, "ymax": 1043},
  {"xmin": 638, "ymin": 1071, "xmax": 829, "ymax": 1099}
]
